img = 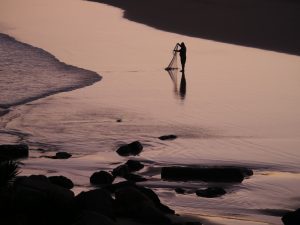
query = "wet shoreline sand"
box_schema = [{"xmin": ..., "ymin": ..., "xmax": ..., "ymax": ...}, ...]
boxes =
[{"xmin": 89, "ymin": 0, "xmax": 300, "ymax": 56}]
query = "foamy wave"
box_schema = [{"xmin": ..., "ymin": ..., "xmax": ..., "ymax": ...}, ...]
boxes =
[{"xmin": 0, "ymin": 33, "xmax": 101, "ymax": 108}]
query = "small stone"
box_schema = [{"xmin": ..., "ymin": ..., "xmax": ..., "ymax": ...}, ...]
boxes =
[
  {"xmin": 158, "ymin": 135, "xmax": 177, "ymax": 141},
  {"xmin": 55, "ymin": 152, "xmax": 72, "ymax": 159},
  {"xmin": 116, "ymin": 141, "xmax": 143, "ymax": 156},
  {"xmin": 125, "ymin": 160, "xmax": 144, "ymax": 172},
  {"xmin": 112, "ymin": 164, "xmax": 130, "ymax": 177},
  {"xmin": 196, "ymin": 187, "xmax": 226, "ymax": 198}
]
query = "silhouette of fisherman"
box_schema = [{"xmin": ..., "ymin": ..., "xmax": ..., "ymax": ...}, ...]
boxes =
[{"xmin": 175, "ymin": 42, "xmax": 186, "ymax": 71}]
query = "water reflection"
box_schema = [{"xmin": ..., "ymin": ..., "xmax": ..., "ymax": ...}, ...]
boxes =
[
  {"xmin": 179, "ymin": 70, "xmax": 186, "ymax": 99},
  {"xmin": 166, "ymin": 69, "xmax": 186, "ymax": 100}
]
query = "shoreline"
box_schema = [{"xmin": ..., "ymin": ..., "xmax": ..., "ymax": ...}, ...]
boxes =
[
  {"xmin": 89, "ymin": 0, "xmax": 300, "ymax": 56},
  {"xmin": 0, "ymin": 33, "xmax": 102, "ymax": 110}
]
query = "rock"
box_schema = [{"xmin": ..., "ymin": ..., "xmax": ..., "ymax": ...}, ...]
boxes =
[
  {"xmin": 123, "ymin": 173, "xmax": 147, "ymax": 182},
  {"xmin": 75, "ymin": 189, "xmax": 115, "ymax": 219},
  {"xmin": 29, "ymin": 174, "xmax": 48, "ymax": 181},
  {"xmin": 125, "ymin": 159, "xmax": 144, "ymax": 172},
  {"xmin": 103, "ymin": 181, "xmax": 134, "ymax": 193},
  {"xmin": 196, "ymin": 187, "xmax": 226, "ymax": 198},
  {"xmin": 116, "ymin": 141, "xmax": 143, "ymax": 156},
  {"xmin": 12, "ymin": 176, "xmax": 75, "ymax": 225},
  {"xmin": 90, "ymin": 171, "xmax": 114, "ymax": 186},
  {"xmin": 175, "ymin": 188, "xmax": 185, "ymax": 194},
  {"xmin": 161, "ymin": 166, "xmax": 253, "ymax": 183},
  {"xmin": 49, "ymin": 176, "xmax": 74, "ymax": 189},
  {"xmin": 158, "ymin": 135, "xmax": 177, "ymax": 141},
  {"xmin": 55, "ymin": 151, "xmax": 72, "ymax": 159},
  {"xmin": 112, "ymin": 164, "xmax": 130, "ymax": 177},
  {"xmin": 0, "ymin": 144, "xmax": 29, "ymax": 160},
  {"xmin": 73, "ymin": 210, "xmax": 117, "ymax": 225},
  {"xmin": 114, "ymin": 186, "xmax": 172, "ymax": 224},
  {"xmin": 135, "ymin": 185, "xmax": 175, "ymax": 215},
  {"xmin": 282, "ymin": 208, "xmax": 300, "ymax": 225}
]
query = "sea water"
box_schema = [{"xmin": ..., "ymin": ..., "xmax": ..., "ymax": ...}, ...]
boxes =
[{"xmin": 1, "ymin": 0, "xmax": 300, "ymax": 224}]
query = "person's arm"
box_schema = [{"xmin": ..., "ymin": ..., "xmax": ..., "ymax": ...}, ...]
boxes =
[{"xmin": 174, "ymin": 43, "xmax": 181, "ymax": 52}]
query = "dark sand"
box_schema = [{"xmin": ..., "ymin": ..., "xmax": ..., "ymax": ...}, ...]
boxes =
[{"xmin": 89, "ymin": 0, "xmax": 300, "ymax": 55}]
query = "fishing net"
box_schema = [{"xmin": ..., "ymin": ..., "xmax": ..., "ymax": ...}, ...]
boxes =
[
  {"xmin": 166, "ymin": 68, "xmax": 178, "ymax": 94},
  {"xmin": 165, "ymin": 44, "xmax": 179, "ymax": 70}
]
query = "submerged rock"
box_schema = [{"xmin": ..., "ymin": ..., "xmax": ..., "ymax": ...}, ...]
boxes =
[
  {"xmin": 90, "ymin": 171, "xmax": 114, "ymax": 186},
  {"xmin": 196, "ymin": 187, "xmax": 226, "ymax": 198},
  {"xmin": 116, "ymin": 141, "xmax": 143, "ymax": 156},
  {"xmin": 49, "ymin": 176, "xmax": 74, "ymax": 189},
  {"xmin": 161, "ymin": 166, "xmax": 253, "ymax": 183},
  {"xmin": 55, "ymin": 151, "xmax": 72, "ymax": 159},
  {"xmin": 0, "ymin": 144, "xmax": 29, "ymax": 160},
  {"xmin": 158, "ymin": 135, "xmax": 177, "ymax": 141},
  {"xmin": 282, "ymin": 208, "xmax": 300, "ymax": 225}
]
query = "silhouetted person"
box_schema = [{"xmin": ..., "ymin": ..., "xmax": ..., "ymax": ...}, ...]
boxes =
[
  {"xmin": 175, "ymin": 42, "xmax": 186, "ymax": 71},
  {"xmin": 179, "ymin": 70, "xmax": 186, "ymax": 99}
]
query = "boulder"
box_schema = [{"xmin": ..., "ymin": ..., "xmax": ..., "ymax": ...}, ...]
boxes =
[
  {"xmin": 158, "ymin": 135, "xmax": 177, "ymax": 141},
  {"xmin": 114, "ymin": 186, "xmax": 172, "ymax": 224},
  {"xmin": 12, "ymin": 176, "xmax": 75, "ymax": 225},
  {"xmin": 196, "ymin": 187, "xmax": 226, "ymax": 198},
  {"xmin": 282, "ymin": 208, "xmax": 300, "ymax": 225},
  {"xmin": 135, "ymin": 185, "xmax": 175, "ymax": 214},
  {"xmin": 73, "ymin": 210, "xmax": 117, "ymax": 225},
  {"xmin": 75, "ymin": 189, "xmax": 114, "ymax": 219},
  {"xmin": 161, "ymin": 166, "xmax": 253, "ymax": 183},
  {"xmin": 0, "ymin": 144, "xmax": 29, "ymax": 160},
  {"xmin": 90, "ymin": 171, "xmax": 114, "ymax": 186},
  {"xmin": 29, "ymin": 174, "xmax": 49, "ymax": 182},
  {"xmin": 103, "ymin": 181, "xmax": 134, "ymax": 193},
  {"xmin": 49, "ymin": 176, "xmax": 74, "ymax": 189},
  {"xmin": 116, "ymin": 141, "xmax": 143, "ymax": 156},
  {"xmin": 125, "ymin": 160, "xmax": 144, "ymax": 172}
]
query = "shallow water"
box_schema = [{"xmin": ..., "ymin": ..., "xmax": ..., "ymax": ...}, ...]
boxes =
[{"xmin": 1, "ymin": 0, "xmax": 300, "ymax": 224}]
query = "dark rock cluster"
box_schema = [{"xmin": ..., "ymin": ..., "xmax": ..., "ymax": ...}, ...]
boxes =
[{"xmin": 0, "ymin": 140, "xmax": 260, "ymax": 225}]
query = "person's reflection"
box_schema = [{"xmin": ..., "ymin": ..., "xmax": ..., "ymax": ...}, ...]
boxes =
[
  {"xmin": 166, "ymin": 69, "xmax": 187, "ymax": 100},
  {"xmin": 166, "ymin": 68, "xmax": 178, "ymax": 96},
  {"xmin": 179, "ymin": 70, "xmax": 186, "ymax": 99}
]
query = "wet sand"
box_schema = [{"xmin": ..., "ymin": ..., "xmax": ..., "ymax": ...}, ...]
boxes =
[{"xmin": 90, "ymin": 0, "xmax": 300, "ymax": 55}]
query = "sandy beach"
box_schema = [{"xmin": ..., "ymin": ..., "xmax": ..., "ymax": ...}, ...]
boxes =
[
  {"xmin": 1, "ymin": 0, "xmax": 300, "ymax": 224},
  {"xmin": 90, "ymin": 0, "xmax": 300, "ymax": 56}
]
